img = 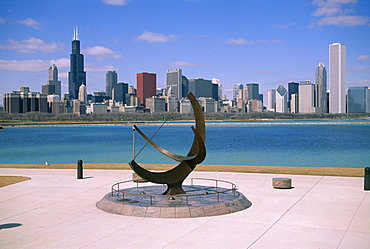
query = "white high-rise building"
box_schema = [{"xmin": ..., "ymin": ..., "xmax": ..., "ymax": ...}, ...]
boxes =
[
  {"xmin": 266, "ymin": 89, "xmax": 276, "ymax": 112},
  {"xmin": 78, "ymin": 84, "xmax": 87, "ymax": 103},
  {"xmin": 329, "ymin": 42, "xmax": 346, "ymax": 113},
  {"xmin": 299, "ymin": 81, "xmax": 318, "ymax": 113},
  {"xmin": 276, "ymin": 84, "xmax": 288, "ymax": 113}
]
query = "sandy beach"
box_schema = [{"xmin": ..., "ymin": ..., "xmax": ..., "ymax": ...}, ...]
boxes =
[{"xmin": 0, "ymin": 163, "xmax": 364, "ymax": 177}]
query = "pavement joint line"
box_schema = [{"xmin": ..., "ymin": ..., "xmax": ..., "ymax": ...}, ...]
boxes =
[
  {"xmin": 336, "ymin": 191, "xmax": 369, "ymax": 249},
  {"xmin": 246, "ymin": 175, "xmax": 325, "ymax": 248},
  {"xmin": 162, "ymin": 218, "xmax": 213, "ymax": 249},
  {"xmin": 79, "ymin": 217, "xmax": 146, "ymax": 249}
]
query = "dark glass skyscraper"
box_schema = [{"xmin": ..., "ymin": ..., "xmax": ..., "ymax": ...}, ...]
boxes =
[{"xmin": 68, "ymin": 27, "xmax": 86, "ymax": 99}]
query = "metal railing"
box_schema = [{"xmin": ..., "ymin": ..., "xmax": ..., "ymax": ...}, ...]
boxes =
[{"xmin": 111, "ymin": 178, "xmax": 239, "ymax": 206}]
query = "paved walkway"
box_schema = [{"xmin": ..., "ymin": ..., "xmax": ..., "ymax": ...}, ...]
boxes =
[{"xmin": 1, "ymin": 168, "xmax": 369, "ymax": 249}]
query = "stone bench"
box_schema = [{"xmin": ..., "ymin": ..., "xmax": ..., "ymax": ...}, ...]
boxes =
[{"xmin": 272, "ymin": 177, "xmax": 292, "ymax": 189}]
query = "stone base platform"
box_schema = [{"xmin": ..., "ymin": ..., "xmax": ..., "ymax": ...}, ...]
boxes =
[{"xmin": 96, "ymin": 185, "xmax": 251, "ymax": 218}]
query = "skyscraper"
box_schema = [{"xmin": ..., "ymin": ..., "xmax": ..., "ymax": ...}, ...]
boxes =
[
  {"xmin": 188, "ymin": 78, "xmax": 214, "ymax": 99},
  {"xmin": 232, "ymin": 84, "xmax": 243, "ymax": 102},
  {"xmin": 48, "ymin": 64, "xmax": 61, "ymax": 97},
  {"xmin": 347, "ymin": 86, "xmax": 369, "ymax": 113},
  {"xmin": 106, "ymin": 71, "xmax": 117, "ymax": 97},
  {"xmin": 112, "ymin": 82, "xmax": 128, "ymax": 104},
  {"xmin": 329, "ymin": 42, "xmax": 346, "ymax": 113},
  {"xmin": 166, "ymin": 69, "xmax": 183, "ymax": 99},
  {"xmin": 315, "ymin": 62, "xmax": 328, "ymax": 113},
  {"xmin": 137, "ymin": 72, "xmax": 156, "ymax": 107},
  {"xmin": 266, "ymin": 89, "xmax": 276, "ymax": 112},
  {"xmin": 299, "ymin": 81, "xmax": 317, "ymax": 113},
  {"xmin": 78, "ymin": 84, "xmax": 87, "ymax": 103},
  {"xmin": 288, "ymin": 82, "xmax": 299, "ymax": 112},
  {"xmin": 68, "ymin": 27, "xmax": 86, "ymax": 100},
  {"xmin": 276, "ymin": 84, "xmax": 288, "ymax": 113},
  {"xmin": 245, "ymin": 83, "xmax": 259, "ymax": 100}
]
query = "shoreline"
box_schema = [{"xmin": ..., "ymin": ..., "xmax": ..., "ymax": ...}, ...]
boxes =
[
  {"xmin": 1, "ymin": 119, "xmax": 370, "ymax": 127},
  {"xmin": 1, "ymin": 122, "xmax": 369, "ymax": 127},
  {"xmin": 0, "ymin": 163, "xmax": 364, "ymax": 177}
]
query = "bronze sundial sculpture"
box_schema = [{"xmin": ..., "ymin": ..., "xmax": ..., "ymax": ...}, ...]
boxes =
[{"xmin": 129, "ymin": 92, "xmax": 206, "ymax": 195}]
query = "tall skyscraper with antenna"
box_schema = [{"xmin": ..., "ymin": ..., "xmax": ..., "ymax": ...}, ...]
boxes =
[{"xmin": 68, "ymin": 26, "xmax": 86, "ymax": 99}]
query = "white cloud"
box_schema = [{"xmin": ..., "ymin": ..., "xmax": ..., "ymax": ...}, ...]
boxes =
[
  {"xmin": 82, "ymin": 46, "xmax": 122, "ymax": 60},
  {"xmin": 0, "ymin": 17, "xmax": 5, "ymax": 24},
  {"xmin": 275, "ymin": 22, "xmax": 297, "ymax": 29},
  {"xmin": 347, "ymin": 79, "xmax": 370, "ymax": 87},
  {"xmin": 135, "ymin": 31, "xmax": 178, "ymax": 43},
  {"xmin": 3, "ymin": 37, "xmax": 65, "ymax": 53},
  {"xmin": 0, "ymin": 58, "xmax": 69, "ymax": 72},
  {"xmin": 169, "ymin": 61, "xmax": 197, "ymax": 67},
  {"xmin": 102, "ymin": 0, "xmax": 129, "ymax": 5},
  {"xmin": 226, "ymin": 38, "xmax": 280, "ymax": 45},
  {"xmin": 312, "ymin": 0, "xmax": 357, "ymax": 17},
  {"xmin": 256, "ymin": 71, "xmax": 273, "ymax": 74},
  {"xmin": 226, "ymin": 38, "xmax": 255, "ymax": 45},
  {"xmin": 311, "ymin": 0, "xmax": 370, "ymax": 26},
  {"xmin": 357, "ymin": 55, "xmax": 370, "ymax": 61},
  {"xmin": 348, "ymin": 66, "xmax": 370, "ymax": 72},
  {"xmin": 194, "ymin": 34, "xmax": 207, "ymax": 38},
  {"xmin": 85, "ymin": 64, "xmax": 118, "ymax": 72},
  {"xmin": 18, "ymin": 18, "xmax": 42, "ymax": 29},
  {"xmin": 317, "ymin": 15, "xmax": 370, "ymax": 26}
]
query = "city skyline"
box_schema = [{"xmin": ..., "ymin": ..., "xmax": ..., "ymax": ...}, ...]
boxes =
[{"xmin": 0, "ymin": 0, "xmax": 369, "ymax": 104}]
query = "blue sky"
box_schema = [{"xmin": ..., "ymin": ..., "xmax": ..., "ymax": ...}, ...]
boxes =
[{"xmin": 0, "ymin": 0, "xmax": 369, "ymax": 103}]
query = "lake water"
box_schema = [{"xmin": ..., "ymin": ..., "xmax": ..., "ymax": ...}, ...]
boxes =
[{"xmin": 1, "ymin": 121, "xmax": 369, "ymax": 168}]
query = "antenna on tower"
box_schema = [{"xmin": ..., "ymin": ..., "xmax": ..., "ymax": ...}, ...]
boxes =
[{"xmin": 73, "ymin": 26, "xmax": 79, "ymax": 40}]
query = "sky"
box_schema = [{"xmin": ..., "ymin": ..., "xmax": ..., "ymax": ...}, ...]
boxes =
[{"xmin": 0, "ymin": 0, "xmax": 369, "ymax": 104}]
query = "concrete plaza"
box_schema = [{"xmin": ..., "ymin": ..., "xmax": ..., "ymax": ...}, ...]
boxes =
[{"xmin": 1, "ymin": 168, "xmax": 369, "ymax": 248}]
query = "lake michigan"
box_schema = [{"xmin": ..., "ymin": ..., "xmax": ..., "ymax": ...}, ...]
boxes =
[{"xmin": 1, "ymin": 121, "xmax": 369, "ymax": 168}]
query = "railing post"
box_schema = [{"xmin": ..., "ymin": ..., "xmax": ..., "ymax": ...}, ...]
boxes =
[
  {"xmin": 77, "ymin": 159, "xmax": 83, "ymax": 179},
  {"xmin": 365, "ymin": 167, "xmax": 370, "ymax": 191}
]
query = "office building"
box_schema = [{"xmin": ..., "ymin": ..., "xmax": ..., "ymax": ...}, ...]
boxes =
[
  {"xmin": 146, "ymin": 96, "xmax": 166, "ymax": 113},
  {"xmin": 42, "ymin": 84, "xmax": 56, "ymax": 95},
  {"xmin": 188, "ymin": 78, "xmax": 214, "ymax": 99},
  {"xmin": 137, "ymin": 72, "xmax": 156, "ymax": 107},
  {"xmin": 299, "ymin": 81, "xmax": 318, "ymax": 113},
  {"xmin": 315, "ymin": 62, "xmax": 328, "ymax": 113},
  {"xmin": 68, "ymin": 27, "xmax": 86, "ymax": 99},
  {"xmin": 347, "ymin": 86, "xmax": 370, "ymax": 113},
  {"xmin": 106, "ymin": 71, "xmax": 117, "ymax": 97},
  {"xmin": 48, "ymin": 64, "xmax": 61, "ymax": 96},
  {"xmin": 78, "ymin": 84, "xmax": 87, "ymax": 103},
  {"xmin": 245, "ymin": 83, "xmax": 259, "ymax": 100},
  {"xmin": 329, "ymin": 42, "xmax": 346, "ymax": 113},
  {"xmin": 47, "ymin": 94, "xmax": 60, "ymax": 114},
  {"xmin": 112, "ymin": 82, "xmax": 129, "ymax": 104},
  {"xmin": 288, "ymin": 82, "xmax": 299, "ymax": 112},
  {"xmin": 3, "ymin": 87, "xmax": 47, "ymax": 113},
  {"xmin": 166, "ymin": 69, "xmax": 183, "ymax": 99},
  {"xmin": 232, "ymin": 84, "xmax": 243, "ymax": 102},
  {"xmin": 266, "ymin": 89, "xmax": 276, "ymax": 112},
  {"xmin": 275, "ymin": 84, "xmax": 288, "ymax": 113},
  {"xmin": 212, "ymin": 78, "xmax": 222, "ymax": 101}
]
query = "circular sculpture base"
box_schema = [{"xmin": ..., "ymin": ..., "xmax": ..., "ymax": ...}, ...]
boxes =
[{"xmin": 97, "ymin": 184, "xmax": 251, "ymax": 218}]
